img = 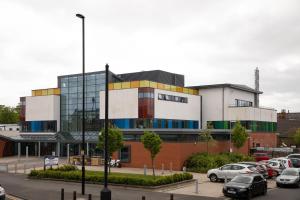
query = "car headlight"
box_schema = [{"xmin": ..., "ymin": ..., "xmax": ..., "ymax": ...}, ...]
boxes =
[{"xmin": 239, "ymin": 188, "xmax": 247, "ymax": 192}]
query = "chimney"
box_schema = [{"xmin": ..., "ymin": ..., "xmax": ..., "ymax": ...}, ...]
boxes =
[{"xmin": 254, "ymin": 67, "xmax": 259, "ymax": 107}]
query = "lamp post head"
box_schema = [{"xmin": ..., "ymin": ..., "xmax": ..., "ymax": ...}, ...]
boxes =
[{"xmin": 76, "ymin": 14, "xmax": 85, "ymax": 19}]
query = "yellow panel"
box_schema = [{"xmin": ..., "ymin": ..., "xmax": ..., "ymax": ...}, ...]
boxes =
[
  {"xmin": 130, "ymin": 81, "xmax": 140, "ymax": 88},
  {"xmin": 121, "ymin": 82, "xmax": 130, "ymax": 89},
  {"xmin": 193, "ymin": 90, "xmax": 198, "ymax": 95},
  {"xmin": 164, "ymin": 84, "xmax": 171, "ymax": 90},
  {"xmin": 54, "ymin": 88, "xmax": 61, "ymax": 95},
  {"xmin": 157, "ymin": 83, "xmax": 164, "ymax": 90},
  {"xmin": 188, "ymin": 89, "xmax": 194, "ymax": 95},
  {"xmin": 109, "ymin": 83, "xmax": 114, "ymax": 90},
  {"xmin": 170, "ymin": 85, "xmax": 177, "ymax": 92},
  {"xmin": 176, "ymin": 87, "xmax": 183, "ymax": 93},
  {"xmin": 41, "ymin": 89, "xmax": 48, "ymax": 96},
  {"xmin": 140, "ymin": 80, "xmax": 150, "ymax": 87},
  {"xmin": 32, "ymin": 90, "xmax": 36, "ymax": 96},
  {"xmin": 48, "ymin": 89, "xmax": 54, "ymax": 95},
  {"xmin": 35, "ymin": 90, "xmax": 42, "ymax": 96},
  {"xmin": 113, "ymin": 83, "xmax": 122, "ymax": 90},
  {"xmin": 149, "ymin": 81, "xmax": 157, "ymax": 89},
  {"xmin": 183, "ymin": 88, "xmax": 189, "ymax": 94}
]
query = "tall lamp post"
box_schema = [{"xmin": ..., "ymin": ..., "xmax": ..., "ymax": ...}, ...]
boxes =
[
  {"xmin": 76, "ymin": 13, "xmax": 86, "ymax": 195},
  {"xmin": 101, "ymin": 64, "xmax": 111, "ymax": 200}
]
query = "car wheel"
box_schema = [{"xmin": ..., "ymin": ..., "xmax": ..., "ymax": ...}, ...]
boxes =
[
  {"xmin": 209, "ymin": 174, "xmax": 218, "ymax": 182},
  {"xmin": 276, "ymin": 183, "xmax": 281, "ymax": 188},
  {"xmin": 263, "ymin": 186, "xmax": 267, "ymax": 195}
]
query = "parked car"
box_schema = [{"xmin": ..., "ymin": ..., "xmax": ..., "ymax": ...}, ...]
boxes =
[
  {"xmin": 276, "ymin": 168, "xmax": 300, "ymax": 188},
  {"xmin": 266, "ymin": 160, "xmax": 284, "ymax": 176},
  {"xmin": 207, "ymin": 164, "xmax": 254, "ymax": 182},
  {"xmin": 239, "ymin": 162, "xmax": 268, "ymax": 178},
  {"xmin": 270, "ymin": 157, "xmax": 292, "ymax": 168},
  {"xmin": 287, "ymin": 154, "xmax": 300, "ymax": 159},
  {"xmin": 0, "ymin": 185, "xmax": 5, "ymax": 200},
  {"xmin": 253, "ymin": 152, "xmax": 269, "ymax": 162},
  {"xmin": 290, "ymin": 158, "xmax": 300, "ymax": 168},
  {"xmin": 223, "ymin": 174, "xmax": 267, "ymax": 199}
]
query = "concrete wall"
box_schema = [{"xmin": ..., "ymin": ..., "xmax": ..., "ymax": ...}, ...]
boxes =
[
  {"xmin": 25, "ymin": 95, "xmax": 60, "ymax": 131},
  {"xmin": 154, "ymin": 89, "xmax": 201, "ymax": 121},
  {"xmin": 227, "ymin": 107, "xmax": 277, "ymax": 122},
  {"xmin": 100, "ymin": 88, "xmax": 139, "ymax": 119}
]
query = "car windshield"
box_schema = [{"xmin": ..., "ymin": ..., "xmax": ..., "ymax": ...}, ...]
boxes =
[
  {"xmin": 281, "ymin": 170, "xmax": 298, "ymax": 176},
  {"xmin": 231, "ymin": 176, "xmax": 252, "ymax": 184}
]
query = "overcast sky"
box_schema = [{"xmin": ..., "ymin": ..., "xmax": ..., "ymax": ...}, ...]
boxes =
[{"xmin": 1, "ymin": 0, "xmax": 300, "ymax": 111}]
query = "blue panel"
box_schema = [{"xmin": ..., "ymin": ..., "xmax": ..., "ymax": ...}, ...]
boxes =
[
  {"xmin": 193, "ymin": 121, "xmax": 199, "ymax": 129},
  {"xmin": 161, "ymin": 119, "xmax": 165, "ymax": 128},
  {"xmin": 124, "ymin": 119, "xmax": 129, "ymax": 129},
  {"xmin": 31, "ymin": 121, "xmax": 42, "ymax": 132},
  {"xmin": 168, "ymin": 120, "xmax": 172, "ymax": 128},
  {"xmin": 178, "ymin": 120, "xmax": 182, "ymax": 128},
  {"xmin": 153, "ymin": 119, "xmax": 158, "ymax": 128},
  {"xmin": 188, "ymin": 121, "xmax": 193, "ymax": 129}
]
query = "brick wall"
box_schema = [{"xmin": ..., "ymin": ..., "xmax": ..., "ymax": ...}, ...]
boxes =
[
  {"xmin": 249, "ymin": 132, "xmax": 278, "ymax": 148},
  {"xmin": 0, "ymin": 138, "xmax": 14, "ymax": 157}
]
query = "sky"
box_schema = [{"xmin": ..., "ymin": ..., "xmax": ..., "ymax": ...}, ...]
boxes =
[{"xmin": 0, "ymin": 0, "xmax": 300, "ymax": 111}]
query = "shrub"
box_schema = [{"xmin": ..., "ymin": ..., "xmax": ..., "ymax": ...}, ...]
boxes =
[
  {"xmin": 28, "ymin": 168, "xmax": 193, "ymax": 186},
  {"xmin": 186, "ymin": 153, "xmax": 254, "ymax": 173}
]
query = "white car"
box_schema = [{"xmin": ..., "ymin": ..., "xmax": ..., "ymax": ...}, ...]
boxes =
[
  {"xmin": 0, "ymin": 185, "xmax": 5, "ymax": 200},
  {"xmin": 276, "ymin": 168, "xmax": 300, "ymax": 188},
  {"xmin": 269, "ymin": 157, "xmax": 292, "ymax": 168},
  {"xmin": 207, "ymin": 164, "xmax": 255, "ymax": 182}
]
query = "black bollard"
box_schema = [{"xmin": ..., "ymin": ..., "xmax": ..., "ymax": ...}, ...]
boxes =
[
  {"xmin": 88, "ymin": 194, "xmax": 92, "ymax": 200},
  {"xmin": 73, "ymin": 191, "xmax": 76, "ymax": 200},
  {"xmin": 61, "ymin": 188, "xmax": 64, "ymax": 200},
  {"xmin": 170, "ymin": 194, "xmax": 174, "ymax": 200},
  {"xmin": 142, "ymin": 196, "xmax": 146, "ymax": 200}
]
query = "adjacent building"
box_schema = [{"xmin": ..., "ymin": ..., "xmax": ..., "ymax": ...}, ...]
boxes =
[{"xmin": 0, "ymin": 69, "xmax": 278, "ymax": 170}]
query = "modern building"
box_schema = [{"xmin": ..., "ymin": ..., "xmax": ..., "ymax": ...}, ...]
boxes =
[
  {"xmin": 0, "ymin": 69, "xmax": 278, "ymax": 170},
  {"xmin": 0, "ymin": 124, "xmax": 20, "ymax": 131}
]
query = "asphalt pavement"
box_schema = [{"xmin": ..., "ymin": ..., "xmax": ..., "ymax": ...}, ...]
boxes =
[{"xmin": 0, "ymin": 173, "xmax": 220, "ymax": 200}]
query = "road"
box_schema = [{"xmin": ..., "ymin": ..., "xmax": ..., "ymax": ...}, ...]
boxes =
[{"xmin": 0, "ymin": 173, "xmax": 219, "ymax": 200}]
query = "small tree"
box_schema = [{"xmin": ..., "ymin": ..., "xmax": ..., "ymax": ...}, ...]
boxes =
[
  {"xmin": 200, "ymin": 122, "xmax": 214, "ymax": 153},
  {"xmin": 141, "ymin": 131, "xmax": 162, "ymax": 177},
  {"xmin": 231, "ymin": 121, "xmax": 248, "ymax": 150},
  {"xmin": 98, "ymin": 127, "xmax": 123, "ymax": 173},
  {"xmin": 293, "ymin": 128, "xmax": 300, "ymax": 147}
]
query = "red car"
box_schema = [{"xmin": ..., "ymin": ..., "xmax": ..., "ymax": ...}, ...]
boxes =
[{"xmin": 253, "ymin": 152, "xmax": 270, "ymax": 162}]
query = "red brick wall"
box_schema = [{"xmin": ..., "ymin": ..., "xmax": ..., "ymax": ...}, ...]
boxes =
[
  {"xmin": 0, "ymin": 138, "xmax": 14, "ymax": 157},
  {"xmin": 117, "ymin": 140, "xmax": 250, "ymax": 171},
  {"xmin": 249, "ymin": 132, "xmax": 278, "ymax": 148},
  {"xmin": 114, "ymin": 133, "xmax": 278, "ymax": 171}
]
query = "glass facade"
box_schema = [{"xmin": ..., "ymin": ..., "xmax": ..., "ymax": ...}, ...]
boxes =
[
  {"xmin": 59, "ymin": 71, "xmax": 119, "ymax": 132},
  {"xmin": 208, "ymin": 121, "xmax": 277, "ymax": 132},
  {"xmin": 21, "ymin": 120, "xmax": 57, "ymax": 132}
]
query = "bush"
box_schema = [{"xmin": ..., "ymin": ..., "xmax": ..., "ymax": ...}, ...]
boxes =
[
  {"xmin": 28, "ymin": 168, "xmax": 193, "ymax": 186},
  {"xmin": 186, "ymin": 153, "xmax": 254, "ymax": 173},
  {"xmin": 55, "ymin": 165, "xmax": 78, "ymax": 171}
]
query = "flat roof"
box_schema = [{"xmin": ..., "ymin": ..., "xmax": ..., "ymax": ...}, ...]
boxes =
[{"xmin": 188, "ymin": 83, "xmax": 263, "ymax": 94}]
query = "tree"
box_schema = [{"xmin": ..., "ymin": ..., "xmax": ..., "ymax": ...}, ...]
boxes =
[
  {"xmin": 98, "ymin": 127, "xmax": 123, "ymax": 172},
  {"xmin": 0, "ymin": 105, "xmax": 19, "ymax": 124},
  {"xmin": 200, "ymin": 122, "xmax": 214, "ymax": 153},
  {"xmin": 293, "ymin": 128, "xmax": 300, "ymax": 147},
  {"xmin": 231, "ymin": 121, "xmax": 248, "ymax": 150},
  {"xmin": 141, "ymin": 131, "xmax": 162, "ymax": 177}
]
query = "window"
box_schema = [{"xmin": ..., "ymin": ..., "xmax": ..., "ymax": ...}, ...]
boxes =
[
  {"xmin": 232, "ymin": 165, "xmax": 244, "ymax": 170},
  {"xmin": 253, "ymin": 176, "xmax": 263, "ymax": 182},
  {"xmin": 119, "ymin": 146, "xmax": 131, "ymax": 163},
  {"xmin": 158, "ymin": 93, "xmax": 188, "ymax": 103},
  {"xmin": 235, "ymin": 99, "xmax": 253, "ymax": 107},
  {"xmin": 221, "ymin": 165, "xmax": 232, "ymax": 170}
]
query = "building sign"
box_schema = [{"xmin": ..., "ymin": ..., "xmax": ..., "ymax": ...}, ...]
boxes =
[{"xmin": 44, "ymin": 155, "xmax": 59, "ymax": 167}]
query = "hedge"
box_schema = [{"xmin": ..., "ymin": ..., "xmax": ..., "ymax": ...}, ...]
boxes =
[
  {"xmin": 28, "ymin": 166, "xmax": 193, "ymax": 186},
  {"xmin": 186, "ymin": 153, "xmax": 254, "ymax": 173}
]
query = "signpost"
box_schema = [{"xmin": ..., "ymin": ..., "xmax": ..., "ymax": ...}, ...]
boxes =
[{"xmin": 44, "ymin": 155, "xmax": 59, "ymax": 170}]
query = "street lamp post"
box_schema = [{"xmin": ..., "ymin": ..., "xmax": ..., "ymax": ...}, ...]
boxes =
[
  {"xmin": 76, "ymin": 13, "xmax": 86, "ymax": 195},
  {"xmin": 101, "ymin": 64, "xmax": 111, "ymax": 200}
]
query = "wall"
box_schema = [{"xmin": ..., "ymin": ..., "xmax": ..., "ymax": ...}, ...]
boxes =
[
  {"xmin": 118, "ymin": 140, "xmax": 249, "ymax": 171},
  {"xmin": 99, "ymin": 88, "xmax": 139, "ymax": 119},
  {"xmin": 199, "ymin": 88, "xmax": 223, "ymax": 128},
  {"xmin": 227, "ymin": 107, "xmax": 277, "ymax": 122},
  {"xmin": 25, "ymin": 95, "xmax": 60, "ymax": 131},
  {"xmin": 154, "ymin": 89, "xmax": 201, "ymax": 121},
  {"xmin": 249, "ymin": 132, "xmax": 278, "ymax": 148}
]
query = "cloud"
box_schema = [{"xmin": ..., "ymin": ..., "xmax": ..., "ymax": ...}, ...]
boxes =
[{"xmin": 0, "ymin": 0, "xmax": 300, "ymax": 112}]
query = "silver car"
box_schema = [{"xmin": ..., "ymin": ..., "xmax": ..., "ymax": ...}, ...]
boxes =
[
  {"xmin": 276, "ymin": 168, "xmax": 300, "ymax": 188},
  {"xmin": 207, "ymin": 164, "xmax": 255, "ymax": 182}
]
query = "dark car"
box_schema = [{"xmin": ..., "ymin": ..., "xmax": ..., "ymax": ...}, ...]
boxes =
[{"xmin": 223, "ymin": 174, "xmax": 267, "ymax": 199}]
